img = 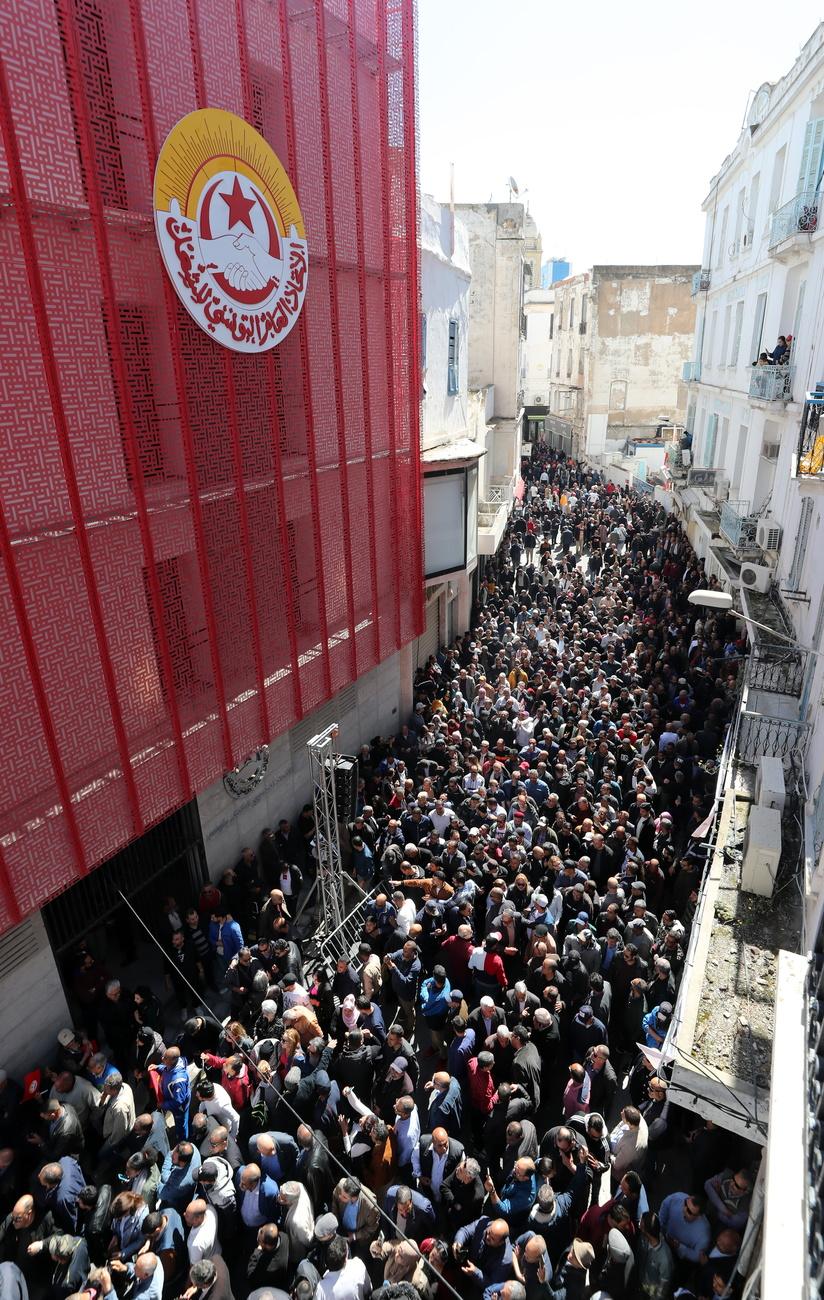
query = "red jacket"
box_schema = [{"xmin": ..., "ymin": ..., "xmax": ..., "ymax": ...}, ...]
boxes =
[
  {"xmin": 466, "ymin": 1057, "xmax": 495, "ymax": 1115},
  {"xmin": 201, "ymin": 1054, "xmax": 253, "ymax": 1111}
]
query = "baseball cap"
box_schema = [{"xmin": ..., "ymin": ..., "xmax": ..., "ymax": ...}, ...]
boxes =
[{"xmin": 57, "ymin": 1029, "xmax": 76, "ymax": 1048}]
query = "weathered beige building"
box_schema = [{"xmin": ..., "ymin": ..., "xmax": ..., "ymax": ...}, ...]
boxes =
[{"xmin": 541, "ymin": 265, "xmax": 699, "ymax": 458}]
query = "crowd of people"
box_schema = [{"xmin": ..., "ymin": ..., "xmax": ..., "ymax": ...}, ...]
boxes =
[{"xmin": 0, "ymin": 445, "xmax": 761, "ymax": 1300}]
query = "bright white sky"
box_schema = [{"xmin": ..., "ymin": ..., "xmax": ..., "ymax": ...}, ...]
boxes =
[{"xmin": 418, "ymin": 1, "xmax": 821, "ymax": 271}]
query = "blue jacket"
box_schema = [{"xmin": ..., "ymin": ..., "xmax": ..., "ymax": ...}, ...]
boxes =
[
  {"xmin": 496, "ymin": 1171, "xmax": 537, "ymax": 1228},
  {"xmin": 454, "ymin": 1217, "xmax": 514, "ymax": 1294},
  {"xmin": 420, "ymin": 975, "xmax": 452, "ymax": 1020},
  {"xmin": 158, "ymin": 1145, "xmax": 201, "ymax": 1210},
  {"xmin": 37, "ymin": 1156, "xmax": 86, "ymax": 1232},
  {"xmin": 209, "ymin": 918, "xmax": 244, "ymax": 961},
  {"xmin": 642, "ymin": 1006, "xmax": 669, "ymax": 1049},
  {"xmin": 359, "ymin": 1004, "xmax": 386, "ymax": 1045},
  {"xmin": 389, "ymin": 955, "xmax": 421, "ymax": 1003},
  {"xmin": 247, "ymin": 1132, "xmax": 299, "ymax": 1183},
  {"xmin": 447, "ymin": 1028, "xmax": 476, "ymax": 1081},
  {"xmin": 236, "ymin": 1166, "xmax": 280, "ymax": 1221},
  {"xmin": 157, "ymin": 1058, "xmax": 191, "ymax": 1137}
]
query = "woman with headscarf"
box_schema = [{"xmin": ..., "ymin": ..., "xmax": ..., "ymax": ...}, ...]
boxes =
[{"xmin": 334, "ymin": 994, "xmax": 360, "ymax": 1041}]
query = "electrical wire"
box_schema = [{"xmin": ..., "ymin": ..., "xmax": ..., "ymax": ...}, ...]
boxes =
[{"xmin": 116, "ymin": 890, "xmax": 468, "ymax": 1300}]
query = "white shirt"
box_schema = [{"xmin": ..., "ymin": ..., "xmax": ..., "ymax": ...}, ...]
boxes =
[
  {"xmin": 430, "ymin": 808, "xmax": 452, "ymax": 836},
  {"xmin": 199, "ymin": 1083, "xmax": 240, "ymax": 1138},
  {"xmin": 396, "ymin": 899, "xmax": 417, "ymax": 936},
  {"xmin": 187, "ymin": 1206, "xmax": 222, "ymax": 1263},
  {"xmin": 317, "ymin": 1257, "xmax": 370, "ymax": 1300},
  {"xmin": 394, "ymin": 1105, "xmax": 421, "ymax": 1167}
]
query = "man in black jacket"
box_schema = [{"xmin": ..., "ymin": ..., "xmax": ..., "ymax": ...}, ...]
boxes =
[
  {"xmin": 295, "ymin": 1124, "xmax": 334, "ymax": 1212},
  {"xmin": 243, "ymin": 1222, "xmax": 291, "ymax": 1292},
  {"xmin": 38, "ymin": 1101, "xmax": 84, "ymax": 1162}
]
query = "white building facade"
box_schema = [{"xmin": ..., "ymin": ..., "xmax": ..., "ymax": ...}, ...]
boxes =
[{"xmin": 672, "ymin": 25, "xmax": 824, "ymax": 1297}]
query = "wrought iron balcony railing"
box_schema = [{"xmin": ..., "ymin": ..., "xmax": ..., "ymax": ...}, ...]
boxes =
[
  {"xmin": 797, "ymin": 385, "xmax": 824, "ymax": 476},
  {"xmin": 769, "ymin": 189, "xmax": 819, "ymax": 249},
  {"xmin": 691, "ymin": 269, "xmax": 711, "ymax": 295},
  {"xmin": 749, "ymin": 365, "xmax": 794, "ymax": 402},
  {"xmin": 746, "ymin": 643, "xmax": 806, "ymax": 698},
  {"xmin": 720, "ymin": 500, "xmax": 757, "ymax": 550}
]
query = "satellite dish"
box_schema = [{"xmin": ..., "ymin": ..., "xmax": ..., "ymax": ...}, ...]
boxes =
[{"xmin": 508, "ymin": 176, "xmax": 519, "ymax": 196}]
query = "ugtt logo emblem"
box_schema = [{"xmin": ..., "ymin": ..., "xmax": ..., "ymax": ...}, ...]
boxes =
[{"xmin": 154, "ymin": 108, "xmax": 308, "ymax": 353}]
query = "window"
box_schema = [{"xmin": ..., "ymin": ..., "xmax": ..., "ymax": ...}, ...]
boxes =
[
  {"xmin": 746, "ymin": 173, "xmax": 760, "ymax": 244},
  {"xmin": 732, "ymin": 424, "xmax": 748, "ymax": 493},
  {"xmin": 707, "ymin": 310, "xmax": 718, "ymax": 366},
  {"xmin": 716, "ymin": 206, "xmax": 729, "ymax": 267},
  {"xmin": 720, "ymin": 305, "xmax": 732, "ymax": 366},
  {"xmin": 768, "ymin": 145, "xmax": 786, "ymax": 213},
  {"xmin": 569, "ymin": 300, "xmax": 575, "ymax": 330},
  {"xmin": 798, "ymin": 119, "xmax": 824, "ymax": 194},
  {"xmin": 718, "ymin": 416, "xmax": 730, "ymax": 471},
  {"xmin": 566, "ymin": 349, "xmax": 572, "ymax": 378},
  {"xmin": 730, "ymin": 301, "xmax": 744, "ymax": 368},
  {"xmin": 788, "ymin": 497, "xmax": 814, "ymax": 590},
  {"xmin": 749, "ymin": 292, "xmax": 767, "ymax": 363},
  {"xmin": 733, "ymin": 189, "xmax": 745, "ymax": 251},
  {"xmin": 549, "ymin": 312, "xmax": 554, "ymax": 340},
  {"xmin": 793, "ymin": 280, "xmax": 806, "ymax": 351},
  {"xmin": 447, "ymin": 320, "xmax": 459, "ymax": 395},
  {"xmin": 704, "ymin": 413, "xmax": 719, "ymax": 467},
  {"xmin": 555, "ymin": 348, "xmax": 560, "ymax": 378}
]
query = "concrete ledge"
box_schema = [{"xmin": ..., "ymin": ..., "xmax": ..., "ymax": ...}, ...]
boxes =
[{"xmin": 761, "ymin": 950, "xmax": 808, "ymax": 1298}]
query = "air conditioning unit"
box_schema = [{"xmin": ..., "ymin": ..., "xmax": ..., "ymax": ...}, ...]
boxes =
[
  {"xmin": 756, "ymin": 755, "xmax": 786, "ymax": 813},
  {"xmin": 741, "ymin": 804, "xmax": 781, "ymax": 897},
  {"xmin": 687, "ymin": 467, "xmax": 717, "ymax": 487},
  {"xmin": 681, "ymin": 449, "xmax": 692, "ymax": 466},
  {"xmin": 756, "ymin": 517, "xmax": 782, "ymax": 552},
  {"xmin": 740, "ymin": 560, "xmax": 774, "ymax": 593},
  {"xmin": 761, "ymin": 441, "xmax": 780, "ymax": 461}
]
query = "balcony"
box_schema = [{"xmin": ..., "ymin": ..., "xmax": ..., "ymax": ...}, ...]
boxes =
[
  {"xmin": 682, "ymin": 360, "xmax": 702, "ymax": 382},
  {"xmin": 797, "ymin": 384, "xmax": 824, "ymax": 476},
  {"xmin": 768, "ymin": 189, "xmax": 819, "ymax": 260},
  {"xmin": 478, "ymin": 474, "xmax": 516, "ymax": 555},
  {"xmin": 691, "ymin": 269, "xmax": 711, "ymax": 295},
  {"xmin": 749, "ymin": 365, "xmax": 794, "ymax": 403},
  {"xmin": 720, "ymin": 499, "xmax": 758, "ymax": 551}
]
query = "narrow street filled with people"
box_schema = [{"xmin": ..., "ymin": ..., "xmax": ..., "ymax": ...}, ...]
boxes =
[{"xmin": 0, "ymin": 446, "xmax": 760, "ymax": 1300}]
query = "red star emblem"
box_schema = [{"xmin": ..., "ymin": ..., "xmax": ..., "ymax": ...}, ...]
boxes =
[{"xmin": 220, "ymin": 176, "xmax": 256, "ymax": 232}]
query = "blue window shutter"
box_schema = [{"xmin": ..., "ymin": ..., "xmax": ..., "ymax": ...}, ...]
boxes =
[{"xmin": 447, "ymin": 320, "xmax": 459, "ymax": 395}]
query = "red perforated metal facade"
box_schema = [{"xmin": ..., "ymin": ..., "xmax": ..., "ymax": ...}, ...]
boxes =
[{"xmin": 0, "ymin": 0, "xmax": 423, "ymax": 933}]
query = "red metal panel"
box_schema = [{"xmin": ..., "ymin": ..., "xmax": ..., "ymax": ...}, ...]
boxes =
[{"xmin": 0, "ymin": 0, "xmax": 422, "ymax": 934}]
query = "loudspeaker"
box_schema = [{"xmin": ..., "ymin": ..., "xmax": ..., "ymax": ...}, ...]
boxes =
[{"xmin": 325, "ymin": 755, "xmax": 358, "ymax": 821}]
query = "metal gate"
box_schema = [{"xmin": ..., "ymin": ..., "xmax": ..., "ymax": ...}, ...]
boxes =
[
  {"xmin": 415, "ymin": 596, "xmax": 441, "ymax": 672},
  {"xmin": 42, "ymin": 799, "xmax": 207, "ymax": 956}
]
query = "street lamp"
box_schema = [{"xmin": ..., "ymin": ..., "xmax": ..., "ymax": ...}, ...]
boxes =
[{"xmin": 688, "ymin": 589, "xmax": 824, "ymax": 659}]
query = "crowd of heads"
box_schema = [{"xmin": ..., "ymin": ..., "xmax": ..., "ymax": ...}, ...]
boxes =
[{"xmin": 0, "ymin": 445, "xmax": 760, "ymax": 1300}]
